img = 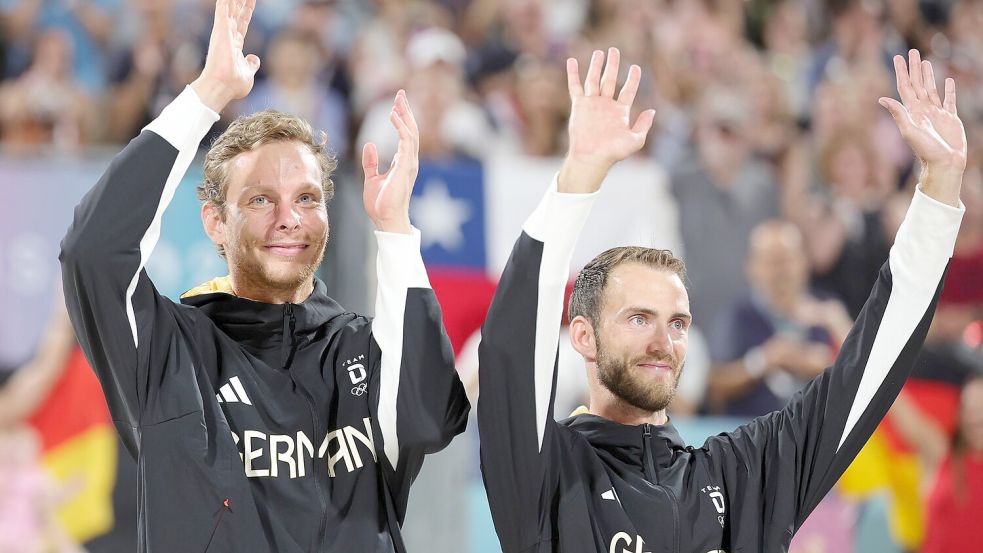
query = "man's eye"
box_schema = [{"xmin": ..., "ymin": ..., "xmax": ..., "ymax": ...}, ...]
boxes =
[
  {"xmin": 251, "ymin": 196, "xmax": 269, "ymax": 205},
  {"xmin": 672, "ymin": 319, "xmax": 686, "ymax": 330},
  {"xmin": 299, "ymin": 194, "xmax": 314, "ymax": 203},
  {"xmin": 629, "ymin": 315, "xmax": 646, "ymax": 326}
]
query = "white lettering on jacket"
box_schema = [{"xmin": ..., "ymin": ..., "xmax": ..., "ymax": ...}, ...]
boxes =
[{"xmin": 230, "ymin": 417, "xmax": 377, "ymax": 478}]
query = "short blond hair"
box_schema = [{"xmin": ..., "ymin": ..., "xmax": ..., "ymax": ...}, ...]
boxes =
[{"xmin": 198, "ymin": 109, "xmax": 337, "ymax": 210}]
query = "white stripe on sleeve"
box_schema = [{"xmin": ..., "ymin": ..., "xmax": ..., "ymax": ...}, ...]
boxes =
[
  {"xmin": 373, "ymin": 227, "xmax": 431, "ymax": 469},
  {"xmin": 522, "ymin": 176, "xmax": 597, "ymax": 451}
]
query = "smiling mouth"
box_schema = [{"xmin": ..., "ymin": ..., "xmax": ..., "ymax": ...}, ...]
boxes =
[
  {"xmin": 637, "ymin": 363, "xmax": 673, "ymax": 373},
  {"xmin": 266, "ymin": 244, "xmax": 309, "ymax": 256}
]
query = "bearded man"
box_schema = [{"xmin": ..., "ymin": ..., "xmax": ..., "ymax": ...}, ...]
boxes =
[
  {"xmin": 59, "ymin": 1, "xmax": 468, "ymax": 551},
  {"xmin": 477, "ymin": 47, "xmax": 966, "ymax": 552}
]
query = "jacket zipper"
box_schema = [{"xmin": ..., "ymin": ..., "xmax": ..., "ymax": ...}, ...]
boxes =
[
  {"xmin": 642, "ymin": 424, "xmax": 680, "ymax": 552},
  {"xmin": 282, "ymin": 304, "xmax": 329, "ymax": 550}
]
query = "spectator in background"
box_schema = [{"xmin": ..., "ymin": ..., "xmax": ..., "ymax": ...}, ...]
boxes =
[
  {"xmin": 485, "ymin": 56, "xmax": 568, "ymax": 156},
  {"xmin": 0, "ymin": 0, "xmax": 116, "ymax": 94},
  {"xmin": 236, "ymin": 29, "xmax": 349, "ymax": 158},
  {"xmin": 802, "ymin": 128, "xmax": 895, "ymax": 317},
  {"xmin": 0, "ymin": 28, "xmax": 97, "ymax": 149},
  {"xmin": 358, "ymin": 27, "xmax": 493, "ymax": 161},
  {"xmin": 670, "ymin": 84, "xmax": 781, "ymax": 328},
  {"xmin": 889, "ymin": 375, "xmax": 983, "ymax": 553},
  {"xmin": 105, "ymin": 0, "xmax": 208, "ymax": 143},
  {"xmin": 707, "ymin": 220, "xmax": 852, "ymax": 416}
]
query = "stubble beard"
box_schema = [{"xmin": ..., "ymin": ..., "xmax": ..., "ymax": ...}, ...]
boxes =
[
  {"xmin": 596, "ymin": 337, "xmax": 683, "ymax": 414},
  {"xmin": 228, "ymin": 229, "xmax": 328, "ymax": 299}
]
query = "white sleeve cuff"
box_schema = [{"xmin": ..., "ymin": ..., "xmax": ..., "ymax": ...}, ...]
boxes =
[
  {"xmin": 375, "ymin": 227, "xmax": 431, "ymax": 290},
  {"xmin": 143, "ymin": 86, "xmax": 220, "ymax": 151},
  {"xmin": 895, "ymin": 186, "xmax": 965, "ymax": 262},
  {"xmin": 522, "ymin": 174, "xmax": 599, "ymax": 249}
]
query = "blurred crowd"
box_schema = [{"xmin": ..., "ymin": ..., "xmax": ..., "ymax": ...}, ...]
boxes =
[{"xmin": 2, "ymin": 0, "xmax": 983, "ymax": 552}]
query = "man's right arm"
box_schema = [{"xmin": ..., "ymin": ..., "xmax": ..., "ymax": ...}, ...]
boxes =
[
  {"xmin": 59, "ymin": 0, "xmax": 260, "ymax": 444},
  {"xmin": 478, "ymin": 47, "xmax": 655, "ymax": 552},
  {"xmin": 59, "ymin": 87, "xmax": 218, "ymax": 437}
]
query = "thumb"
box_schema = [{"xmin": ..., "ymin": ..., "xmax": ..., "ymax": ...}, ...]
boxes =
[
  {"xmin": 361, "ymin": 142, "xmax": 379, "ymax": 179},
  {"xmin": 878, "ymin": 97, "xmax": 912, "ymax": 132},
  {"xmin": 245, "ymin": 54, "xmax": 261, "ymax": 75}
]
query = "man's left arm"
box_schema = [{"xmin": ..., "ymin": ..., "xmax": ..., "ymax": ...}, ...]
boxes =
[
  {"xmin": 361, "ymin": 90, "xmax": 469, "ymax": 481},
  {"xmin": 707, "ymin": 50, "xmax": 966, "ymax": 535}
]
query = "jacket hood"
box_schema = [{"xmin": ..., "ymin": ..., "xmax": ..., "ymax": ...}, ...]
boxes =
[
  {"xmin": 180, "ymin": 276, "xmax": 350, "ymax": 368},
  {"xmin": 561, "ymin": 412, "xmax": 686, "ymax": 477}
]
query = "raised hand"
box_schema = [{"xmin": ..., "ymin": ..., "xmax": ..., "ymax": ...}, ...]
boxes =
[
  {"xmin": 559, "ymin": 47, "xmax": 656, "ymax": 194},
  {"xmin": 879, "ymin": 50, "xmax": 966, "ymax": 206},
  {"xmin": 361, "ymin": 90, "xmax": 419, "ymax": 234},
  {"xmin": 191, "ymin": 0, "xmax": 261, "ymax": 113}
]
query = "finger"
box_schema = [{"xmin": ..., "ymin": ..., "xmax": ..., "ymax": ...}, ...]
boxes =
[
  {"xmin": 238, "ymin": 0, "xmax": 256, "ymax": 36},
  {"xmin": 878, "ymin": 97, "xmax": 914, "ymax": 135},
  {"xmin": 631, "ymin": 108, "xmax": 656, "ymax": 138},
  {"xmin": 921, "ymin": 60, "xmax": 941, "ymax": 108},
  {"xmin": 390, "ymin": 110, "xmax": 414, "ymax": 145},
  {"xmin": 213, "ymin": 0, "xmax": 229, "ymax": 32},
  {"xmin": 599, "ymin": 47, "xmax": 620, "ymax": 98},
  {"xmin": 943, "ymin": 77, "xmax": 957, "ymax": 115},
  {"xmin": 395, "ymin": 89, "xmax": 419, "ymax": 137},
  {"xmin": 617, "ymin": 64, "xmax": 641, "ymax": 106},
  {"xmin": 908, "ymin": 49, "xmax": 925, "ymax": 99},
  {"xmin": 584, "ymin": 50, "xmax": 604, "ymax": 96},
  {"xmin": 566, "ymin": 58, "xmax": 583, "ymax": 98},
  {"xmin": 361, "ymin": 142, "xmax": 379, "ymax": 179},
  {"xmin": 893, "ymin": 54, "xmax": 916, "ymax": 106}
]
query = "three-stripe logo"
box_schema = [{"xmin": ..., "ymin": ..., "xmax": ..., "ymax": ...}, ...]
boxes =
[{"xmin": 216, "ymin": 376, "xmax": 252, "ymax": 405}]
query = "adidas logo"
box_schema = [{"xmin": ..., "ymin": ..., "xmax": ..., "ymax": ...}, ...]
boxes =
[{"xmin": 216, "ymin": 376, "xmax": 252, "ymax": 405}]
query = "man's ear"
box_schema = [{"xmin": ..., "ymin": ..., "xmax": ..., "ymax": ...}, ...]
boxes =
[
  {"xmin": 201, "ymin": 202, "xmax": 226, "ymax": 248},
  {"xmin": 569, "ymin": 315, "xmax": 598, "ymax": 363}
]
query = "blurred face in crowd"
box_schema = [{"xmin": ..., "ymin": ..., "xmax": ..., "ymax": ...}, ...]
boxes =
[
  {"xmin": 826, "ymin": 138, "xmax": 873, "ymax": 203},
  {"xmin": 591, "ymin": 264, "xmax": 691, "ymax": 413},
  {"xmin": 204, "ymin": 141, "xmax": 328, "ymax": 301},
  {"xmin": 268, "ymin": 33, "xmax": 321, "ymax": 88},
  {"xmin": 746, "ymin": 221, "xmax": 809, "ymax": 313},
  {"xmin": 960, "ymin": 379, "xmax": 983, "ymax": 453}
]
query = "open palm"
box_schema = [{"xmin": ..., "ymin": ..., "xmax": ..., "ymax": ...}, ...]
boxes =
[
  {"xmin": 361, "ymin": 90, "xmax": 418, "ymax": 234},
  {"xmin": 566, "ymin": 48, "xmax": 655, "ymax": 168},
  {"xmin": 880, "ymin": 50, "xmax": 967, "ymax": 171},
  {"xmin": 201, "ymin": 0, "xmax": 261, "ymax": 102}
]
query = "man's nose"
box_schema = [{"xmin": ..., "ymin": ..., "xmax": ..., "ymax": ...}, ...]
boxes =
[
  {"xmin": 647, "ymin": 326, "xmax": 672, "ymax": 355},
  {"xmin": 275, "ymin": 205, "xmax": 302, "ymax": 231}
]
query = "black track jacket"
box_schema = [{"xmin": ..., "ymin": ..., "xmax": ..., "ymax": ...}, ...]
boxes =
[
  {"xmin": 477, "ymin": 180, "xmax": 963, "ymax": 553},
  {"xmin": 60, "ymin": 87, "xmax": 469, "ymax": 552}
]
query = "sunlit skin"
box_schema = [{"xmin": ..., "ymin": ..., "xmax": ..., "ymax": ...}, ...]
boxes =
[
  {"xmin": 571, "ymin": 263, "xmax": 691, "ymax": 426},
  {"xmin": 202, "ymin": 140, "xmax": 328, "ymax": 304}
]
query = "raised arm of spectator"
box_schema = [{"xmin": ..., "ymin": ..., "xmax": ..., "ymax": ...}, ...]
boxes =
[
  {"xmin": 0, "ymin": 297, "xmax": 76, "ymax": 429},
  {"xmin": 888, "ymin": 391, "xmax": 950, "ymax": 472}
]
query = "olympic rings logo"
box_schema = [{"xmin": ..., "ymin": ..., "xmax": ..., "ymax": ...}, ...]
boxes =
[{"xmin": 351, "ymin": 383, "xmax": 368, "ymax": 396}]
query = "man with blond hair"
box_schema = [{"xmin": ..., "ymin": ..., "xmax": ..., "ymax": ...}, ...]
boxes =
[{"xmin": 59, "ymin": 1, "xmax": 468, "ymax": 551}]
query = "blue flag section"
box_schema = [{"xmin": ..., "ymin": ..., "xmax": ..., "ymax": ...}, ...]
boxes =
[{"xmin": 412, "ymin": 158, "xmax": 487, "ymax": 271}]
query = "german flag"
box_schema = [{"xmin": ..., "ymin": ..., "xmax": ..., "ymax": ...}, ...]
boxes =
[{"xmin": 27, "ymin": 346, "xmax": 116, "ymax": 543}]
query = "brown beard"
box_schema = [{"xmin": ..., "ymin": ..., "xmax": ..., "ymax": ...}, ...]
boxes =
[{"xmin": 596, "ymin": 338, "xmax": 682, "ymax": 413}]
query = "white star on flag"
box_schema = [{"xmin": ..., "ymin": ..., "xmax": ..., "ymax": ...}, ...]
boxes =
[{"xmin": 411, "ymin": 178, "xmax": 473, "ymax": 252}]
